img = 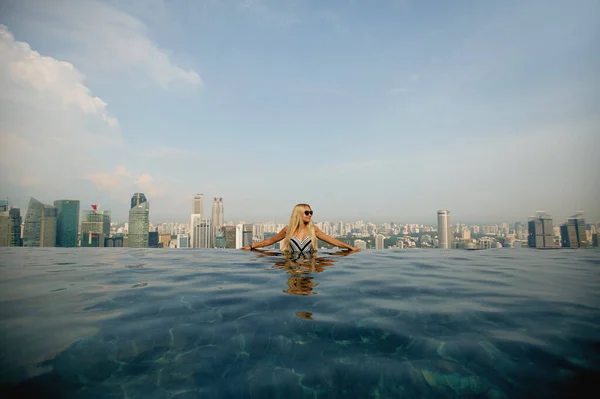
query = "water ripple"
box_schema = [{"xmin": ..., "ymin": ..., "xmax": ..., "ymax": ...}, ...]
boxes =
[{"xmin": 1, "ymin": 248, "xmax": 599, "ymax": 398}]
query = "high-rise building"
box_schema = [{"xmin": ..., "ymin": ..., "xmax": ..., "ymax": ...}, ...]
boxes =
[
  {"xmin": 130, "ymin": 193, "xmax": 147, "ymax": 209},
  {"xmin": 222, "ymin": 225, "xmax": 236, "ymax": 249},
  {"xmin": 128, "ymin": 199, "xmax": 149, "ymax": 248},
  {"xmin": 528, "ymin": 211, "xmax": 554, "ymax": 248},
  {"xmin": 375, "ymin": 234, "xmax": 385, "ymax": 249},
  {"xmin": 192, "ymin": 194, "xmax": 204, "ymax": 218},
  {"xmin": 0, "ymin": 200, "xmax": 8, "ymax": 212},
  {"xmin": 354, "ymin": 239, "xmax": 367, "ymax": 250},
  {"xmin": 148, "ymin": 231, "xmax": 159, "ymax": 248},
  {"xmin": 211, "ymin": 197, "xmax": 224, "ymax": 246},
  {"xmin": 0, "ymin": 208, "xmax": 22, "ymax": 246},
  {"xmin": 242, "ymin": 224, "xmax": 253, "ymax": 247},
  {"xmin": 560, "ymin": 212, "xmax": 587, "ymax": 248},
  {"xmin": 191, "ymin": 218, "xmax": 212, "ymax": 248},
  {"xmin": 177, "ymin": 233, "xmax": 189, "ymax": 248},
  {"xmin": 81, "ymin": 205, "xmax": 110, "ymax": 247},
  {"xmin": 236, "ymin": 223, "xmax": 244, "ymax": 249},
  {"xmin": 23, "ymin": 198, "xmax": 57, "ymax": 247},
  {"xmin": 437, "ymin": 210, "xmax": 452, "ymax": 249},
  {"xmin": 54, "ymin": 200, "xmax": 80, "ymax": 247},
  {"xmin": 159, "ymin": 233, "xmax": 171, "ymax": 248}
]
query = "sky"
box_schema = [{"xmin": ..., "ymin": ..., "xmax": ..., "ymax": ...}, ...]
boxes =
[{"xmin": 0, "ymin": 0, "xmax": 598, "ymax": 224}]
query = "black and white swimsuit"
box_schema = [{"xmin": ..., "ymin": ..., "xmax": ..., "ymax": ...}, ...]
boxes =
[{"xmin": 290, "ymin": 236, "xmax": 315, "ymax": 254}]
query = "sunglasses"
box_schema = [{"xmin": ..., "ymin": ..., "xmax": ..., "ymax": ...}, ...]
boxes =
[{"xmin": 304, "ymin": 210, "xmax": 314, "ymax": 216}]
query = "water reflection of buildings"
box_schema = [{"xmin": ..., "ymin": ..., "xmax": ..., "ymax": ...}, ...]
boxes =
[{"xmin": 255, "ymin": 251, "xmax": 352, "ymax": 296}]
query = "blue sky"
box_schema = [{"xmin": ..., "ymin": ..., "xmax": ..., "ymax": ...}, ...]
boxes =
[{"xmin": 0, "ymin": 0, "xmax": 598, "ymax": 224}]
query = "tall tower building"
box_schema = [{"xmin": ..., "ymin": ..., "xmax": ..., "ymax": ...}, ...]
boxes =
[
  {"xmin": 128, "ymin": 196, "xmax": 149, "ymax": 248},
  {"xmin": 222, "ymin": 225, "xmax": 237, "ymax": 249},
  {"xmin": 131, "ymin": 193, "xmax": 147, "ymax": 209},
  {"xmin": 191, "ymin": 217, "xmax": 212, "ymax": 248},
  {"xmin": 375, "ymin": 234, "xmax": 385, "ymax": 249},
  {"xmin": 23, "ymin": 198, "xmax": 57, "ymax": 247},
  {"xmin": 211, "ymin": 197, "xmax": 224, "ymax": 246},
  {"xmin": 242, "ymin": 223, "xmax": 253, "ymax": 247},
  {"xmin": 81, "ymin": 205, "xmax": 110, "ymax": 247},
  {"xmin": 192, "ymin": 194, "xmax": 204, "ymax": 219},
  {"xmin": 560, "ymin": 212, "xmax": 587, "ymax": 248},
  {"xmin": 0, "ymin": 207, "xmax": 22, "ymax": 246},
  {"xmin": 437, "ymin": 210, "xmax": 452, "ymax": 249},
  {"xmin": 528, "ymin": 211, "xmax": 554, "ymax": 248},
  {"xmin": 54, "ymin": 200, "xmax": 80, "ymax": 247}
]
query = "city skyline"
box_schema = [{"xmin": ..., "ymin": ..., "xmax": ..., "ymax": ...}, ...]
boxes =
[{"xmin": 0, "ymin": 1, "xmax": 598, "ymax": 222}]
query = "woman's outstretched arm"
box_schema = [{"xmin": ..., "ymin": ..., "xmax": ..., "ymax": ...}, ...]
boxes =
[
  {"xmin": 242, "ymin": 227, "xmax": 287, "ymax": 250},
  {"xmin": 314, "ymin": 227, "xmax": 360, "ymax": 252}
]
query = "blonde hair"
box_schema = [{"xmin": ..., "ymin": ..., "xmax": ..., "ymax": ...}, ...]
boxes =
[{"xmin": 280, "ymin": 203, "xmax": 318, "ymax": 252}]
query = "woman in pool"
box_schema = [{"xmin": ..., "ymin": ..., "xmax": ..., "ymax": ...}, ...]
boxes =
[{"xmin": 241, "ymin": 203, "xmax": 360, "ymax": 253}]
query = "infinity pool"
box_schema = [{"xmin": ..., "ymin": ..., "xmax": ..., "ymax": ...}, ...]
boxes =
[{"xmin": 0, "ymin": 248, "xmax": 598, "ymax": 398}]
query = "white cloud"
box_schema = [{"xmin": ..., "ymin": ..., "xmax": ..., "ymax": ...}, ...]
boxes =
[
  {"xmin": 0, "ymin": 25, "xmax": 117, "ymax": 127},
  {"xmin": 0, "ymin": 25, "xmax": 123, "ymax": 209},
  {"xmin": 11, "ymin": 0, "xmax": 202, "ymax": 89}
]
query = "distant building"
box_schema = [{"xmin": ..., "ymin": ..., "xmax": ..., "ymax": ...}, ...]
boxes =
[
  {"xmin": 148, "ymin": 231, "xmax": 159, "ymax": 248},
  {"xmin": 128, "ymin": 197, "xmax": 149, "ymax": 248},
  {"xmin": 0, "ymin": 208, "xmax": 22, "ymax": 246},
  {"xmin": 0, "ymin": 200, "xmax": 7, "ymax": 212},
  {"xmin": 54, "ymin": 200, "xmax": 80, "ymax": 247},
  {"xmin": 480, "ymin": 237, "xmax": 495, "ymax": 249},
  {"xmin": 528, "ymin": 211, "xmax": 554, "ymax": 248},
  {"xmin": 222, "ymin": 225, "xmax": 236, "ymax": 249},
  {"xmin": 23, "ymin": 198, "xmax": 57, "ymax": 247},
  {"xmin": 159, "ymin": 233, "xmax": 172, "ymax": 249},
  {"xmin": 235, "ymin": 224, "xmax": 244, "ymax": 249},
  {"xmin": 81, "ymin": 206, "xmax": 110, "ymax": 247},
  {"xmin": 560, "ymin": 213, "xmax": 587, "ymax": 248},
  {"xmin": 211, "ymin": 197, "xmax": 224, "ymax": 247},
  {"xmin": 354, "ymin": 239, "xmax": 367, "ymax": 250},
  {"xmin": 215, "ymin": 231, "xmax": 226, "ymax": 248},
  {"xmin": 192, "ymin": 194, "xmax": 204, "ymax": 217},
  {"xmin": 592, "ymin": 233, "xmax": 598, "ymax": 248},
  {"xmin": 437, "ymin": 210, "xmax": 452, "ymax": 249},
  {"xmin": 130, "ymin": 193, "xmax": 147, "ymax": 209},
  {"xmin": 177, "ymin": 233, "xmax": 189, "ymax": 249},
  {"xmin": 375, "ymin": 234, "xmax": 385, "ymax": 249},
  {"xmin": 242, "ymin": 224, "xmax": 253, "ymax": 247},
  {"xmin": 191, "ymin": 217, "xmax": 211, "ymax": 248}
]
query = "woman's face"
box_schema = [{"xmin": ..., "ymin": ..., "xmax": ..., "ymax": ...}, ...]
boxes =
[{"xmin": 301, "ymin": 206, "xmax": 313, "ymax": 224}]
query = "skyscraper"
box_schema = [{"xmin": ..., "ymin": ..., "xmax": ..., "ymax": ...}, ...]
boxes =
[
  {"xmin": 437, "ymin": 210, "xmax": 452, "ymax": 249},
  {"xmin": 242, "ymin": 224, "xmax": 253, "ymax": 247},
  {"xmin": 375, "ymin": 234, "xmax": 385, "ymax": 249},
  {"xmin": 0, "ymin": 208, "xmax": 22, "ymax": 246},
  {"xmin": 81, "ymin": 205, "xmax": 109, "ymax": 247},
  {"xmin": 128, "ymin": 197, "xmax": 149, "ymax": 248},
  {"xmin": 211, "ymin": 197, "xmax": 224, "ymax": 246},
  {"xmin": 192, "ymin": 194, "xmax": 204, "ymax": 218},
  {"xmin": 191, "ymin": 217, "xmax": 212, "ymax": 248},
  {"xmin": 222, "ymin": 225, "xmax": 236, "ymax": 249},
  {"xmin": 54, "ymin": 200, "xmax": 80, "ymax": 247},
  {"xmin": 23, "ymin": 198, "xmax": 57, "ymax": 247},
  {"xmin": 528, "ymin": 211, "xmax": 554, "ymax": 248},
  {"xmin": 130, "ymin": 193, "xmax": 147, "ymax": 209},
  {"xmin": 560, "ymin": 212, "xmax": 587, "ymax": 248}
]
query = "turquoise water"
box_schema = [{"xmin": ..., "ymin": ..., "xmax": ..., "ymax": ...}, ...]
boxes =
[{"xmin": 0, "ymin": 248, "xmax": 599, "ymax": 398}]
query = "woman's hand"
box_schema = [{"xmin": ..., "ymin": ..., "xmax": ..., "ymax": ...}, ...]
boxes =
[
  {"xmin": 346, "ymin": 246, "xmax": 360, "ymax": 252},
  {"xmin": 241, "ymin": 246, "xmax": 252, "ymax": 250}
]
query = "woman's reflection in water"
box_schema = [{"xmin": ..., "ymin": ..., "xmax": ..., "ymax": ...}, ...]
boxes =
[{"xmin": 254, "ymin": 250, "xmax": 352, "ymax": 296}]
